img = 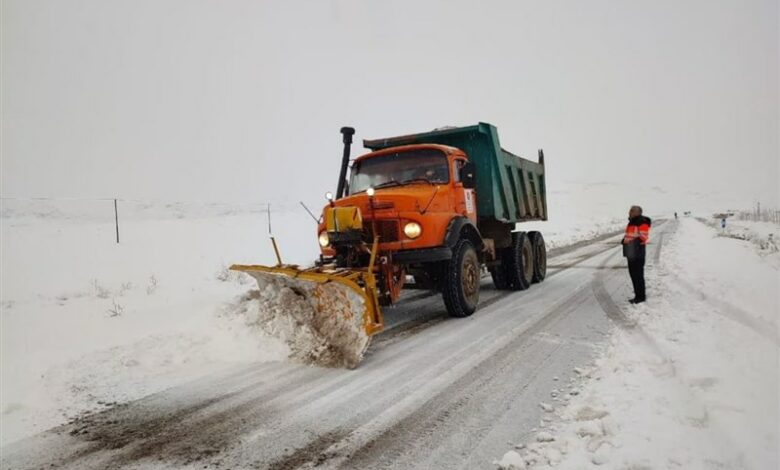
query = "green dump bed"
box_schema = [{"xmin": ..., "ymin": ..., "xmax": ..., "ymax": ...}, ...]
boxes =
[{"xmin": 363, "ymin": 122, "xmax": 547, "ymax": 223}]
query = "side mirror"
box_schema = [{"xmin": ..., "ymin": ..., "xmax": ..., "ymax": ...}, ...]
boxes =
[{"xmin": 460, "ymin": 161, "xmax": 476, "ymax": 189}]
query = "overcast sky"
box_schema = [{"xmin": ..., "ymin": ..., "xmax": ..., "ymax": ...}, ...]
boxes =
[{"xmin": 2, "ymin": 0, "xmax": 778, "ymax": 212}]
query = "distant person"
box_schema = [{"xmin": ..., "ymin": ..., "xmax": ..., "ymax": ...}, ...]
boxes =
[
  {"xmin": 674, "ymin": 211, "xmax": 678, "ymax": 219},
  {"xmin": 622, "ymin": 205, "xmax": 651, "ymax": 304}
]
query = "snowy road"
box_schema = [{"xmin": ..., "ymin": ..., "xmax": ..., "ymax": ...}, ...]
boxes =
[{"xmin": 2, "ymin": 222, "xmax": 671, "ymax": 470}]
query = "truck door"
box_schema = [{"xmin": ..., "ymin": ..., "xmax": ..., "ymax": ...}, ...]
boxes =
[{"xmin": 454, "ymin": 158, "xmax": 477, "ymax": 223}]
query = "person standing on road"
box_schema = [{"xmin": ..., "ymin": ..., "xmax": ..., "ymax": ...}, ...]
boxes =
[{"xmin": 622, "ymin": 205, "xmax": 651, "ymax": 304}]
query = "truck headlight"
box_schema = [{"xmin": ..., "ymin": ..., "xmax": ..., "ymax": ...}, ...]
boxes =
[
  {"xmin": 403, "ymin": 222, "xmax": 422, "ymax": 239},
  {"xmin": 318, "ymin": 231, "xmax": 330, "ymax": 247}
]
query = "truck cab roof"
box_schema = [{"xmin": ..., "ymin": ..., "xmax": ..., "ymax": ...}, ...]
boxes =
[{"xmin": 354, "ymin": 143, "xmax": 464, "ymax": 162}]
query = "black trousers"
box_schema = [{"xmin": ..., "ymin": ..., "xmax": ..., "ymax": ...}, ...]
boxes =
[{"xmin": 627, "ymin": 257, "xmax": 646, "ymax": 300}]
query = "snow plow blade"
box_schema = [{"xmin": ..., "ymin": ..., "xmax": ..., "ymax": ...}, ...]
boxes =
[{"xmin": 229, "ymin": 263, "xmax": 384, "ymax": 368}]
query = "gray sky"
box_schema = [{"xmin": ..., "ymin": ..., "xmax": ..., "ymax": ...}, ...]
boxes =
[{"xmin": 2, "ymin": 0, "xmax": 778, "ymax": 211}]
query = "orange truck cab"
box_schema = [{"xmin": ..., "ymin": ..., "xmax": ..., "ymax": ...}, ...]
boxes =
[{"xmin": 317, "ymin": 123, "xmax": 548, "ymax": 318}]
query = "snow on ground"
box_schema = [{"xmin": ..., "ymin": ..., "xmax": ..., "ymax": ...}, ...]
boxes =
[
  {"xmin": 497, "ymin": 217, "xmax": 779, "ymax": 469},
  {"xmin": 1, "ymin": 195, "xmax": 626, "ymax": 447},
  {"xmin": 0, "ymin": 199, "xmax": 322, "ymax": 446},
  {"xmin": 699, "ymin": 215, "xmax": 780, "ymax": 269}
]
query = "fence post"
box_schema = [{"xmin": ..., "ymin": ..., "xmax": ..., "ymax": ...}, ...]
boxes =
[
  {"xmin": 114, "ymin": 198, "xmax": 120, "ymax": 244},
  {"xmin": 267, "ymin": 203, "xmax": 272, "ymax": 235}
]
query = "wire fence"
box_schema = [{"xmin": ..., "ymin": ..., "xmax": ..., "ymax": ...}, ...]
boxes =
[
  {"xmin": 733, "ymin": 205, "xmax": 780, "ymax": 224},
  {"xmin": 1, "ymin": 196, "xmax": 321, "ymax": 244},
  {"xmin": 1, "ymin": 196, "xmax": 311, "ymax": 217}
]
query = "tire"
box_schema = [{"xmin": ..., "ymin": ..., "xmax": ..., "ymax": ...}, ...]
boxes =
[
  {"xmin": 489, "ymin": 264, "xmax": 511, "ymax": 290},
  {"xmin": 504, "ymin": 231, "xmax": 533, "ymax": 290},
  {"xmin": 528, "ymin": 231, "xmax": 547, "ymax": 283},
  {"xmin": 442, "ymin": 239, "xmax": 480, "ymax": 317}
]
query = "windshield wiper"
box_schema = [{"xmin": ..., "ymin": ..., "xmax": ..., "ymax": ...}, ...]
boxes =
[
  {"xmin": 400, "ymin": 177, "xmax": 434, "ymax": 186},
  {"xmin": 373, "ymin": 179, "xmax": 402, "ymax": 189}
]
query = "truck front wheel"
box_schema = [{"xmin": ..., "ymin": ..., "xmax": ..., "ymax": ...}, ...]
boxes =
[{"xmin": 442, "ymin": 239, "xmax": 480, "ymax": 317}]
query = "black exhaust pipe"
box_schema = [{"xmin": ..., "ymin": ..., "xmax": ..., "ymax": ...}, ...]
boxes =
[{"xmin": 336, "ymin": 126, "xmax": 355, "ymax": 199}]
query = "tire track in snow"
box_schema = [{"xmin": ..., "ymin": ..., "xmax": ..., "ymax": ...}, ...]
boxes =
[
  {"xmin": 590, "ymin": 220, "xmax": 677, "ymax": 365},
  {"xmin": 653, "ymin": 232, "xmax": 665, "ymax": 264},
  {"xmin": 583, "ymin": 219, "xmax": 765, "ymax": 464},
  {"xmin": 290, "ymin": 281, "xmax": 604, "ymax": 469},
  {"xmin": 590, "ymin": 259, "xmax": 675, "ymax": 374},
  {"xmin": 373, "ymin": 233, "xmax": 624, "ymax": 348},
  {"xmin": 266, "ymin": 430, "xmax": 351, "ymax": 470},
  {"xmin": 673, "ymin": 276, "xmax": 779, "ymax": 346},
  {"xmin": 338, "ymin": 289, "xmax": 592, "ymax": 469},
  {"xmin": 670, "ymin": 219, "xmax": 780, "ymax": 347},
  {"xmin": 0, "ymin": 229, "xmax": 633, "ymax": 470},
  {"xmin": 65, "ymin": 364, "xmax": 331, "ymax": 469}
]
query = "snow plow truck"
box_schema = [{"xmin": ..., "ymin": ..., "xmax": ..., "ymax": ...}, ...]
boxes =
[{"xmin": 232, "ymin": 123, "xmax": 547, "ymax": 367}]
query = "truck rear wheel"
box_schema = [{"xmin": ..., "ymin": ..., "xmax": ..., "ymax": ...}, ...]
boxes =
[
  {"xmin": 442, "ymin": 239, "xmax": 480, "ymax": 317},
  {"xmin": 528, "ymin": 231, "xmax": 547, "ymax": 283},
  {"xmin": 489, "ymin": 264, "xmax": 511, "ymax": 290},
  {"xmin": 504, "ymin": 231, "xmax": 533, "ymax": 290}
]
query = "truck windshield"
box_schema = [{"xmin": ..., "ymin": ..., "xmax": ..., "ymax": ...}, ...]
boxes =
[{"xmin": 349, "ymin": 149, "xmax": 449, "ymax": 195}]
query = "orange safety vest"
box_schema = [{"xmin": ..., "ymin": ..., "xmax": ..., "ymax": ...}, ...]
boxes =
[{"xmin": 624, "ymin": 217, "xmax": 651, "ymax": 245}]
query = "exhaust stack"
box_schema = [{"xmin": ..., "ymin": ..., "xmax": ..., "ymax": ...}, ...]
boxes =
[{"xmin": 336, "ymin": 126, "xmax": 355, "ymax": 199}]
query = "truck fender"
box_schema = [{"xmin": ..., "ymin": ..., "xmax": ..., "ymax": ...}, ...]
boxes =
[{"xmin": 444, "ymin": 217, "xmax": 484, "ymax": 251}]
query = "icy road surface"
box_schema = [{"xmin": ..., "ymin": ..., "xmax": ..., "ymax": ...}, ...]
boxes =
[{"xmin": 1, "ymin": 222, "xmax": 670, "ymax": 470}]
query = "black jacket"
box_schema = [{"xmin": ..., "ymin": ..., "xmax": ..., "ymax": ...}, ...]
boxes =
[
  {"xmin": 623, "ymin": 216, "xmax": 651, "ymax": 260},
  {"xmin": 628, "ymin": 215, "xmax": 652, "ymax": 228}
]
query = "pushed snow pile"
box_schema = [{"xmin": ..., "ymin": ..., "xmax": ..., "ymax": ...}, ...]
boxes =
[
  {"xmin": 494, "ymin": 450, "xmax": 526, "ymax": 469},
  {"xmin": 238, "ymin": 272, "xmax": 370, "ymax": 368}
]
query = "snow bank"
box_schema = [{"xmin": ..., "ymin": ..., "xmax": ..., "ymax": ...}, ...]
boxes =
[
  {"xmin": 499, "ymin": 218, "xmax": 779, "ymax": 469},
  {"xmin": 0, "ymin": 199, "xmax": 322, "ymax": 445},
  {"xmin": 240, "ymin": 272, "xmax": 370, "ymax": 368},
  {"xmin": 686, "ymin": 218, "xmax": 779, "ymax": 326},
  {"xmin": 700, "ymin": 216, "xmax": 780, "ymax": 268}
]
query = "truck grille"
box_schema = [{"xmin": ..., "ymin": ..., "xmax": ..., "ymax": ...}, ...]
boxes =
[{"xmin": 364, "ymin": 220, "xmax": 399, "ymax": 243}]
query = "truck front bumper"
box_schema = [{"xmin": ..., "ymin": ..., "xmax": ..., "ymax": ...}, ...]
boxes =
[{"xmin": 392, "ymin": 246, "xmax": 452, "ymax": 264}]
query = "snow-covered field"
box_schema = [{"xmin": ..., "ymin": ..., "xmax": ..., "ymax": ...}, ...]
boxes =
[
  {"xmin": 498, "ymin": 218, "xmax": 780, "ymax": 469},
  {"xmin": 0, "ymin": 197, "xmax": 628, "ymax": 447},
  {"xmin": 0, "ymin": 199, "xmax": 317, "ymax": 446},
  {"xmin": 699, "ymin": 216, "xmax": 780, "ymax": 268}
]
